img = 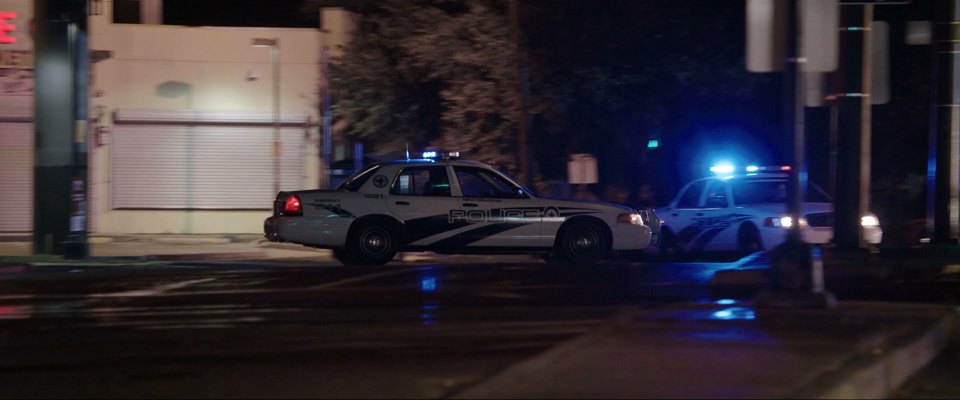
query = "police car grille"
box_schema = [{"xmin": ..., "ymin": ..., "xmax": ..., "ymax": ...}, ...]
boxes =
[{"xmin": 805, "ymin": 213, "xmax": 833, "ymax": 227}]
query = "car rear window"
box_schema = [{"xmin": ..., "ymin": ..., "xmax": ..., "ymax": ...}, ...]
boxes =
[{"xmin": 337, "ymin": 164, "xmax": 381, "ymax": 192}]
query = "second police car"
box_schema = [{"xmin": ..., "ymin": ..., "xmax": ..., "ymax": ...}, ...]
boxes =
[
  {"xmin": 655, "ymin": 164, "xmax": 883, "ymax": 259},
  {"xmin": 265, "ymin": 152, "xmax": 660, "ymax": 265}
]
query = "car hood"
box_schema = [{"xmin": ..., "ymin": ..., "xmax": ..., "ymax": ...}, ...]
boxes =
[
  {"xmin": 656, "ymin": 202, "xmax": 834, "ymax": 215},
  {"xmin": 541, "ymin": 196, "xmax": 636, "ymax": 213}
]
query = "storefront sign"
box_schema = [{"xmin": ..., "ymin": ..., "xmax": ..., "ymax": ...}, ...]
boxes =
[
  {"xmin": 0, "ymin": 11, "xmax": 16, "ymax": 44},
  {"xmin": 0, "ymin": 49, "xmax": 32, "ymax": 67},
  {"xmin": 0, "ymin": 68, "xmax": 32, "ymax": 95}
]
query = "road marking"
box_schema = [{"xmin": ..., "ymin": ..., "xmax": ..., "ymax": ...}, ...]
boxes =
[
  {"xmin": 88, "ymin": 278, "xmax": 217, "ymax": 298},
  {"xmin": 305, "ymin": 266, "xmax": 429, "ymax": 290}
]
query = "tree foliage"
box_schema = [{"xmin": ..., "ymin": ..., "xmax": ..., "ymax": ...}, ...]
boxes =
[
  {"xmin": 316, "ymin": 0, "xmax": 778, "ymax": 189},
  {"xmin": 326, "ymin": 0, "xmax": 521, "ymax": 172}
]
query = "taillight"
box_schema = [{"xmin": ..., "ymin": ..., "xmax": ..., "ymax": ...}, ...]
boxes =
[{"xmin": 283, "ymin": 195, "xmax": 302, "ymax": 216}]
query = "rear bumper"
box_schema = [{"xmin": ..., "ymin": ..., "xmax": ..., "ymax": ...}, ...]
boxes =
[{"xmin": 264, "ymin": 216, "xmax": 281, "ymax": 242}]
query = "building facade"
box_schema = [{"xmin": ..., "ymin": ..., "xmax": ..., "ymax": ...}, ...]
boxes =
[{"xmin": 0, "ymin": 0, "xmax": 354, "ymax": 236}]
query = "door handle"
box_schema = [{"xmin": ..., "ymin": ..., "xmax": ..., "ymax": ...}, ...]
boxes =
[
  {"xmin": 395, "ymin": 201, "xmax": 410, "ymax": 206},
  {"xmin": 463, "ymin": 203, "xmax": 479, "ymax": 208}
]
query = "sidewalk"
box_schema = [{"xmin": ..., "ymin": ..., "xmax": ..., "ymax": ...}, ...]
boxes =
[
  {"xmin": 0, "ymin": 233, "xmax": 542, "ymax": 264},
  {"xmin": 454, "ymin": 301, "xmax": 958, "ymax": 399},
  {"xmin": 0, "ymin": 234, "xmax": 328, "ymax": 262}
]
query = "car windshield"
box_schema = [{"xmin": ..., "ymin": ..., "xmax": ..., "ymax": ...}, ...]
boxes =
[{"xmin": 731, "ymin": 179, "xmax": 833, "ymax": 205}]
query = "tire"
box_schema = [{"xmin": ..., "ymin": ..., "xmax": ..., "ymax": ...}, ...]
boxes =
[
  {"xmin": 657, "ymin": 228, "xmax": 682, "ymax": 261},
  {"xmin": 556, "ymin": 220, "xmax": 608, "ymax": 265},
  {"xmin": 346, "ymin": 221, "xmax": 400, "ymax": 265},
  {"xmin": 737, "ymin": 223, "xmax": 764, "ymax": 258}
]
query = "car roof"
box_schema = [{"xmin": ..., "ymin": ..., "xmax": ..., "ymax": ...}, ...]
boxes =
[
  {"xmin": 690, "ymin": 173, "xmax": 789, "ymax": 183},
  {"xmin": 377, "ymin": 159, "xmax": 493, "ymax": 168}
]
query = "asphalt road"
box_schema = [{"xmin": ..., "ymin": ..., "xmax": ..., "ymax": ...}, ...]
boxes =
[
  {"xmin": 0, "ymin": 259, "xmax": 736, "ymax": 398},
  {"xmin": 0, "ymin": 255, "xmax": 956, "ymax": 398}
]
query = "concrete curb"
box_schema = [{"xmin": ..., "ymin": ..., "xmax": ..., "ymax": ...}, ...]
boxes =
[
  {"xmin": 797, "ymin": 308, "xmax": 957, "ymax": 399},
  {"xmin": 148, "ymin": 251, "xmax": 267, "ymax": 261},
  {"xmin": 451, "ymin": 302, "xmax": 957, "ymax": 399}
]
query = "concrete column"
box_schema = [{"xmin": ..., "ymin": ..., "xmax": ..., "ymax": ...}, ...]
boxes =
[{"xmin": 33, "ymin": 0, "xmax": 88, "ymax": 257}]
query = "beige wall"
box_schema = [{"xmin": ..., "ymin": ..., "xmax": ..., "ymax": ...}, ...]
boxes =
[
  {"xmin": 84, "ymin": 3, "xmax": 352, "ymax": 234},
  {"xmin": 0, "ymin": 0, "xmax": 34, "ymax": 113}
]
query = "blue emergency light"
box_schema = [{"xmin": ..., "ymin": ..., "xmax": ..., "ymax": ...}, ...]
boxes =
[{"xmin": 709, "ymin": 163, "xmax": 735, "ymax": 175}]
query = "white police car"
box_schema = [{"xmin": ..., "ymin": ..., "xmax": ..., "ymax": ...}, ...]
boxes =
[
  {"xmin": 265, "ymin": 152, "xmax": 659, "ymax": 265},
  {"xmin": 655, "ymin": 165, "xmax": 882, "ymax": 259}
]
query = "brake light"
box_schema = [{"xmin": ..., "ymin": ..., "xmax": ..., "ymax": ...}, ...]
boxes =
[{"xmin": 283, "ymin": 195, "xmax": 302, "ymax": 215}]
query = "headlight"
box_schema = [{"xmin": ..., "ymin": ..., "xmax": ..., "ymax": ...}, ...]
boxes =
[
  {"xmin": 617, "ymin": 213, "xmax": 644, "ymax": 225},
  {"xmin": 764, "ymin": 216, "xmax": 806, "ymax": 228},
  {"xmin": 861, "ymin": 215, "xmax": 879, "ymax": 227},
  {"xmin": 764, "ymin": 216, "xmax": 792, "ymax": 228}
]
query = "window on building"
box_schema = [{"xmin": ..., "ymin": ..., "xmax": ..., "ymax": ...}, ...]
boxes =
[{"xmin": 113, "ymin": 0, "xmax": 141, "ymax": 24}]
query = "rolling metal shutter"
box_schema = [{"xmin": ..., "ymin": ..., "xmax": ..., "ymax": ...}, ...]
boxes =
[
  {"xmin": 0, "ymin": 120, "xmax": 33, "ymax": 232},
  {"xmin": 111, "ymin": 109, "xmax": 308, "ymax": 210}
]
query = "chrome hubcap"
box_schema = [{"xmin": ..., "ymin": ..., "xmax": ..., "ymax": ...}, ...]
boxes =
[{"xmin": 360, "ymin": 229, "xmax": 389, "ymax": 256}]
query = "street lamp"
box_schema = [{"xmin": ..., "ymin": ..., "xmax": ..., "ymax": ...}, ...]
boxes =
[{"xmin": 252, "ymin": 37, "xmax": 280, "ymax": 195}]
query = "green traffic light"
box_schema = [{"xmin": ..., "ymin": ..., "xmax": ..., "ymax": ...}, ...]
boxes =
[{"xmin": 647, "ymin": 139, "xmax": 659, "ymax": 149}]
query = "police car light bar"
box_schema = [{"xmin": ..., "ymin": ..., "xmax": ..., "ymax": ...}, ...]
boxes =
[
  {"xmin": 709, "ymin": 163, "xmax": 735, "ymax": 175},
  {"xmin": 421, "ymin": 151, "xmax": 461, "ymax": 160}
]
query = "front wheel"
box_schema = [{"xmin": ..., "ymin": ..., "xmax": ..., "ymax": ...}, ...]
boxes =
[
  {"xmin": 737, "ymin": 223, "xmax": 764, "ymax": 258},
  {"xmin": 345, "ymin": 222, "xmax": 400, "ymax": 265},
  {"xmin": 657, "ymin": 228, "xmax": 683, "ymax": 261},
  {"xmin": 555, "ymin": 220, "xmax": 608, "ymax": 265}
]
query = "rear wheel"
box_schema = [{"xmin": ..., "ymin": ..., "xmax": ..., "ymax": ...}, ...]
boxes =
[
  {"xmin": 555, "ymin": 220, "xmax": 608, "ymax": 265},
  {"xmin": 345, "ymin": 222, "xmax": 400, "ymax": 265}
]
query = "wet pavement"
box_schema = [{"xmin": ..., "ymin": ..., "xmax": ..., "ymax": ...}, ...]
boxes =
[{"xmin": 0, "ymin": 237, "xmax": 958, "ymax": 398}]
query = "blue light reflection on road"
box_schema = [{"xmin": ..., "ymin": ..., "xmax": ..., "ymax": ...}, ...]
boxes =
[
  {"xmin": 710, "ymin": 307, "xmax": 756, "ymax": 320},
  {"xmin": 420, "ymin": 272, "xmax": 439, "ymax": 326},
  {"xmin": 420, "ymin": 276, "xmax": 437, "ymax": 292}
]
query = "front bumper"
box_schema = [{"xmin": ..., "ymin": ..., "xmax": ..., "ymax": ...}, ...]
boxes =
[{"xmin": 610, "ymin": 224, "xmax": 654, "ymax": 250}]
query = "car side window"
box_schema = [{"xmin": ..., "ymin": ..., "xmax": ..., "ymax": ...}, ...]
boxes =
[
  {"xmin": 704, "ymin": 181, "xmax": 729, "ymax": 208},
  {"xmin": 391, "ymin": 166, "xmax": 451, "ymax": 197},
  {"xmin": 454, "ymin": 167, "xmax": 525, "ymax": 199},
  {"xmin": 676, "ymin": 180, "xmax": 707, "ymax": 208}
]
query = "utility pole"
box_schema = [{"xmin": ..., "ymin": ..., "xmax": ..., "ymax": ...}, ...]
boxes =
[
  {"xmin": 509, "ymin": 0, "xmax": 529, "ymax": 185},
  {"xmin": 832, "ymin": 4, "xmax": 873, "ymax": 252},
  {"xmin": 928, "ymin": 0, "xmax": 960, "ymax": 244},
  {"xmin": 33, "ymin": 0, "xmax": 89, "ymax": 258},
  {"xmin": 755, "ymin": 0, "xmax": 836, "ymax": 308}
]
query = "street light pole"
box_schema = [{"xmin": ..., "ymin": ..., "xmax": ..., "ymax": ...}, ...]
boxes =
[
  {"xmin": 272, "ymin": 39, "xmax": 280, "ymax": 195},
  {"xmin": 253, "ymin": 38, "xmax": 281, "ymax": 195}
]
